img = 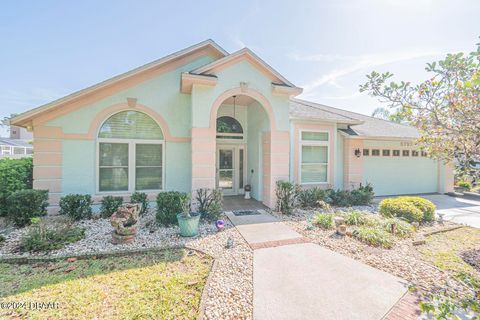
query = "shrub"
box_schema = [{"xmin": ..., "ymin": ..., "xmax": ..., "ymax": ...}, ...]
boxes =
[
  {"xmin": 20, "ymin": 218, "xmax": 85, "ymax": 252},
  {"xmin": 456, "ymin": 180, "xmax": 472, "ymax": 191},
  {"xmin": 156, "ymin": 191, "xmax": 189, "ymax": 226},
  {"xmin": 353, "ymin": 226, "xmax": 394, "ymax": 248},
  {"xmin": 381, "ymin": 218, "xmax": 414, "ymax": 238},
  {"xmin": 313, "ymin": 213, "xmax": 333, "ymax": 229},
  {"xmin": 100, "ymin": 196, "xmax": 123, "ymax": 218},
  {"xmin": 326, "ymin": 184, "xmax": 374, "ymax": 207},
  {"xmin": 379, "ymin": 198, "xmax": 423, "ymax": 222},
  {"xmin": 326, "ymin": 189, "xmax": 352, "ymax": 207},
  {"xmin": 379, "ymin": 196, "xmax": 436, "ymax": 222},
  {"xmin": 343, "ymin": 210, "xmax": 368, "ymax": 226},
  {"xmin": 275, "ymin": 181, "xmax": 300, "ymax": 215},
  {"xmin": 0, "ymin": 157, "xmax": 33, "ymax": 216},
  {"xmin": 6, "ymin": 189, "xmax": 48, "ymax": 227},
  {"xmin": 297, "ymin": 187, "xmax": 327, "ymax": 209},
  {"xmin": 195, "ymin": 188, "xmax": 223, "ymax": 221},
  {"xmin": 130, "ymin": 192, "xmax": 149, "ymax": 215},
  {"xmin": 403, "ymin": 197, "xmax": 436, "ymax": 222},
  {"xmin": 59, "ymin": 194, "xmax": 93, "ymax": 221},
  {"xmin": 349, "ymin": 183, "xmax": 374, "ymax": 205}
]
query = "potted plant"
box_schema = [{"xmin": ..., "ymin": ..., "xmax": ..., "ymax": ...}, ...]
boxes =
[{"xmin": 176, "ymin": 194, "xmax": 200, "ymax": 237}]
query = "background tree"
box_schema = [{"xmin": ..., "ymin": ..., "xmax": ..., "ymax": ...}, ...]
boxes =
[
  {"xmin": 371, "ymin": 107, "xmax": 407, "ymax": 124},
  {"xmin": 360, "ymin": 40, "xmax": 480, "ymax": 177}
]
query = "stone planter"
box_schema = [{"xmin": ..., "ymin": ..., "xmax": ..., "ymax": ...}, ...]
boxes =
[
  {"xmin": 111, "ymin": 203, "xmax": 140, "ymax": 244},
  {"xmin": 177, "ymin": 213, "xmax": 200, "ymax": 237}
]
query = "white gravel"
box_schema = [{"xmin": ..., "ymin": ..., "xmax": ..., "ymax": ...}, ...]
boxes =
[{"xmin": 0, "ymin": 211, "xmax": 254, "ymax": 320}]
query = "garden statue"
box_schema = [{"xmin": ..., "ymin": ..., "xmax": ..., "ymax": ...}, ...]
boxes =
[
  {"xmin": 110, "ymin": 203, "xmax": 141, "ymax": 244},
  {"xmin": 334, "ymin": 216, "xmax": 346, "ymax": 236}
]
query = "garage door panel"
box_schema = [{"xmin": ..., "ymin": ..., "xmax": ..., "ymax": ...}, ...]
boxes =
[{"xmin": 363, "ymin": 157, "xmax": 438, "ymax": 196}]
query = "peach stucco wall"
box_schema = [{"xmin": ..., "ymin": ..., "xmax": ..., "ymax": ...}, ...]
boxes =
[{"xmin": 343, "ymin": 138, "xmax": 364, "ymax": 190}]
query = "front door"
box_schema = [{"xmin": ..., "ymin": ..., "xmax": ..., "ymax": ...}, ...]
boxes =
[{"xmin": 217, "ymin": 147, "xmax": 236, "ymax": 195}]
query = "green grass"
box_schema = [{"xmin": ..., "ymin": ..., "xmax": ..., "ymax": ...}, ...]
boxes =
[
  {"xmin": 417, "ymin": 227, "xmax": 480, "ymax": 282},
  {"xmin": 0, "ymin": 249, "xmax": 212, "ymax": 320}
]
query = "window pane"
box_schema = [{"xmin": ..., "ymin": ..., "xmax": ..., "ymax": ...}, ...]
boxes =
[
  {"xmin": 302, "ymin": 145, "xmax": 328, "ymax": 163},
  {"xmin": 382, "ymin": 149, "xmax": 390, "ymax": 156},
  {"xmin": 99, "ymin": 168, "xmax": 128, "ymax": 191},
  {"xmin": 136, "ymin": 167, "xmax": 162, "ymax": 190},
  {"xmin": 219, "ymin": 149, "xmax": 233, "ymax": 169},
  {"xmin": 301, "ymin": 131, "xmax": 328, "ymax": 141},
  {"xmin": 136, "ymin": 144, "xmax": 162, "ymax": 166},
  {"xmin": 216, "ymin": 116, "xmax": 243, "ymax": 134},
  {"xmin": 219, "ymin": 170, "xmax": 233, "ymax": 189},
  {"xmin": 99, "ymin": 143, "xmax": 128, "ymax": 166},
  {"xmin": 99, "ymin": 111, "xmax": 164, "ymax": 139},
  {"xmin": 239, "ymin": 149, "xmax": 244, "ymax": 189},
  {"xmin": 301, "ymin": 164, "xmax": 327, "ymax": 183}
]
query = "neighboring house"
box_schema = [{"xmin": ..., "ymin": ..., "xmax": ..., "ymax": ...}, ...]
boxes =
[
  {"xmin": 10, "ymin": 40, "xmax": 453, "ymax": 210},
  {"xmin": 0, "ymin": 125, "xmax": 33, "ymax": 158}
]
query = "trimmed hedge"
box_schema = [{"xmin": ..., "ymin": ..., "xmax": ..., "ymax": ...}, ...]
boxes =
[
  {"xmin": 59, "ymin": 194, "xmax": 93, "ymax": 221},
  {"xmin": 130, "ymin": 192, "xmax": 149, "ymax": 215},
  {"xmin": 100, "ymin": 196, "xmax": 123, "ymax": 218},
  {"xmin": 6, "ymin": 189, "xmax": 49, "ymax": 227},
  {"xmin": 379, "ymin": 196, "xmax": 436, "ymax": 223},
  {"xmin": 156, "ymin": 192, "xmax": 189, "ymax": 226},
  {"xmin": 0, "ymin": 157, "xmax": 33, "ymax": 216}
]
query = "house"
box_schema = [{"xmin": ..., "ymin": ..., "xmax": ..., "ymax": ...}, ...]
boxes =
[
  {"xmin": 10, "ymin": 40, "xmax": 454, "ymax": 210},
  {"xmin": 0, "ymin": 125, "xmax": 33, "ymax": 158}
]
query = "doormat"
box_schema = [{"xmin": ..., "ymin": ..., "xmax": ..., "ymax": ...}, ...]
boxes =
[{"xmin": 232, "ymin": 210, "xmax": 261, "ymax": 216}]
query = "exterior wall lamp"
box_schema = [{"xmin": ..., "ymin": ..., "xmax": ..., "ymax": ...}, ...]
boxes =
[{"xmin": 354, "ymin": 148, "xmax": 361, "ymax": 158}]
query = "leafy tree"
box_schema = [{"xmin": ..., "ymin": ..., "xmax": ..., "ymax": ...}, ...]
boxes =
[
  {"xmin": 360, "ymin": 40, "xmax": 480, "ymax": 175},
  {"xmin": 371, "ymin": 107, "xmax": 407, "ymax": 124}
]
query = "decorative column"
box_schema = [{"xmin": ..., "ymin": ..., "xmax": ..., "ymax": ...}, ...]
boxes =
[
  {"xmin": 262, "ymin": 130, "xmax": 290, "ymax": 208},
  {"xmin": 191, "ymin": 127, "xmax": 216, "ymax": 191}
]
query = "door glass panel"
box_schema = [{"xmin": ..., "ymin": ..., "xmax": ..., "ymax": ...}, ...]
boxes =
[
  {"xmin": 219, "ymin": 170, "xmax": 233, "ymax": 189},
  {"xmin": 239, "ymin": 149, "xmax": 244, "ymax": 189},
  {"xmin": 219, "ymin": 150, "xmax": 233, "ymax": 169},
  {"xmin": 219, "ymin": 149, "xmax": 234, "ymax": 190}
]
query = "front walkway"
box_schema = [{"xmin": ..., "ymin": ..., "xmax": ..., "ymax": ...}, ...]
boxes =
[{"xmin": 226, "ymin": 210, "xmax": 409, "ymax": 320}]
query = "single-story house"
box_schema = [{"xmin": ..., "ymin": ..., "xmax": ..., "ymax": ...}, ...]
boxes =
[{"xmin": 11, "ymin": 40, "xmax": 454, "ymax": 210}]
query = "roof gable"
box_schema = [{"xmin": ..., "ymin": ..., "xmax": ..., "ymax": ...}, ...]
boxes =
[
  {"xmin": 190, "ymin": 48, "xmax": 298, "ymax": 89},
  {"xmin": 12, "ymin": 40, "xmax": 228, "ymax": 127}
]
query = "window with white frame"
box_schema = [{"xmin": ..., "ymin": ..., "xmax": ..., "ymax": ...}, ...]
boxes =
[
  {"xmin": 97, "ymin": 111, "xmax": 164, "ymax": 192},
  {"xmin": 300, "ymin": 131, "xmax": 329, "ymax": 184}
]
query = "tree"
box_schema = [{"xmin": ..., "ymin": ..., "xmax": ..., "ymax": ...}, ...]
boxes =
[
  {"xmin": 360, "ymin": 40, "xmax": 480, "ymax": 175},
  {"xmin": 371, "ymin": 107, "xmax": 407, "ymax": 124},
  {"xmin": 1, "ymin": 114, "xmax": 18, "ymax": 129}
]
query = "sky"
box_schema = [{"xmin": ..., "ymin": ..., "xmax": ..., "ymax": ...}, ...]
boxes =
[{"xmin": 0, "ymin": 0, "xmax": 479, "ymax": 136}]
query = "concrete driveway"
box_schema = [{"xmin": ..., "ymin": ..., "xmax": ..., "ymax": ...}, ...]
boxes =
[{"xmin": 417, "ymin": 194, "xmax": 480, "ymax": 228}]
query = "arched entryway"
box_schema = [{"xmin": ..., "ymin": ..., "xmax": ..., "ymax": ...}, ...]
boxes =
[
  {"xmin": 214, "ymin": 94, "xmax": 270, "ymax": 200},
  {"xmin": 191, "ymin": 87, "xmax": 290, "ymax": 208}
]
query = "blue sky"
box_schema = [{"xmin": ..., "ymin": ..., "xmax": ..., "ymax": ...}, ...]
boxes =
[{"xmin": 0, "ymin": 0, "xmax": 478, "ymax": 136}]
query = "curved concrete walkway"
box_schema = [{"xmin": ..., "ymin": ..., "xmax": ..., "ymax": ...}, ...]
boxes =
[{"xmin": 226, "ymin": 210, "xmax": 408, "ymax": 320}]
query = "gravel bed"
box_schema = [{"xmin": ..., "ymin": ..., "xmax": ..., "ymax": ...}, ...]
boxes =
[{"xmin": 0, "ymin": 211, "xmax": 253, "ymax": 320}]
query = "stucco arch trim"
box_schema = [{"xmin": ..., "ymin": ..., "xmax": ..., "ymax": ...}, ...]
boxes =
[{"xmin": 209, "ymin": 87, "xmax": 277, "ymax": 131}]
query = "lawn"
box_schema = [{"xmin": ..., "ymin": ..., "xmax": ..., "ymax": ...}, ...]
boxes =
[
  {"xmin": 417, "ymin": 227, "xmax": 480, "ymax": 280},
  {"xmin": 0, "ymin": 249, "xmax": 212, "ymax": 320}
]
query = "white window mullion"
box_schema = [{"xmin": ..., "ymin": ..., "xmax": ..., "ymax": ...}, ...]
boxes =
[{"xmin": 129, "ymin": 142, "xmax": 135, "ymax": 192}]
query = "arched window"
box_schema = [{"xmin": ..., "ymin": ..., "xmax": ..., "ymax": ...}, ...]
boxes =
[
  {"xmin": 216, "ymin": 116, "xmax": 243, "ymax": 140},
  {"xmin": 97, "ymin": 111, "xmax": 164, "ymax": 192}
]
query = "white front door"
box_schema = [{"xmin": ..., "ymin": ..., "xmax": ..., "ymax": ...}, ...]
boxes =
[{"xmin": 216, "ymin": 145, "xmax": 246, "ymax": 196}]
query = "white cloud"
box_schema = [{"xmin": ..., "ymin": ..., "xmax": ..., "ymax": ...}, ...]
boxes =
[{"xmin": 296, "ymin": 49, "xmax": 447, "ymax": 94}]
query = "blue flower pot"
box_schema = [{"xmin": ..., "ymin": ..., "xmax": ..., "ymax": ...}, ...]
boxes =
[{"xmin": 177, "ymin": 213, "xmax": 200, "ymax": 237}]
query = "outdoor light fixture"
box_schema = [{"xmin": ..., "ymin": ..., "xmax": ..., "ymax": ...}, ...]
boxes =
[{"xmin": 354, "ymin": 148, "xmax": 361, "ymax": 158}]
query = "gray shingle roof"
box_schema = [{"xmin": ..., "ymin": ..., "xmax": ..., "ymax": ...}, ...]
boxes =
[
  {"xmin": 290, "ymin": 98, "xmax": 420, "ymax": 139},
  {"xmin": 289, "ymin": 99, "xmax": 362, "ymax": 124}
]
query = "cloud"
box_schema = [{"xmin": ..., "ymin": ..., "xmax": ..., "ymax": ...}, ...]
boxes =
[{"xmin": 296, "ymin": 49, "xmax": 446, "ymax": 93}]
